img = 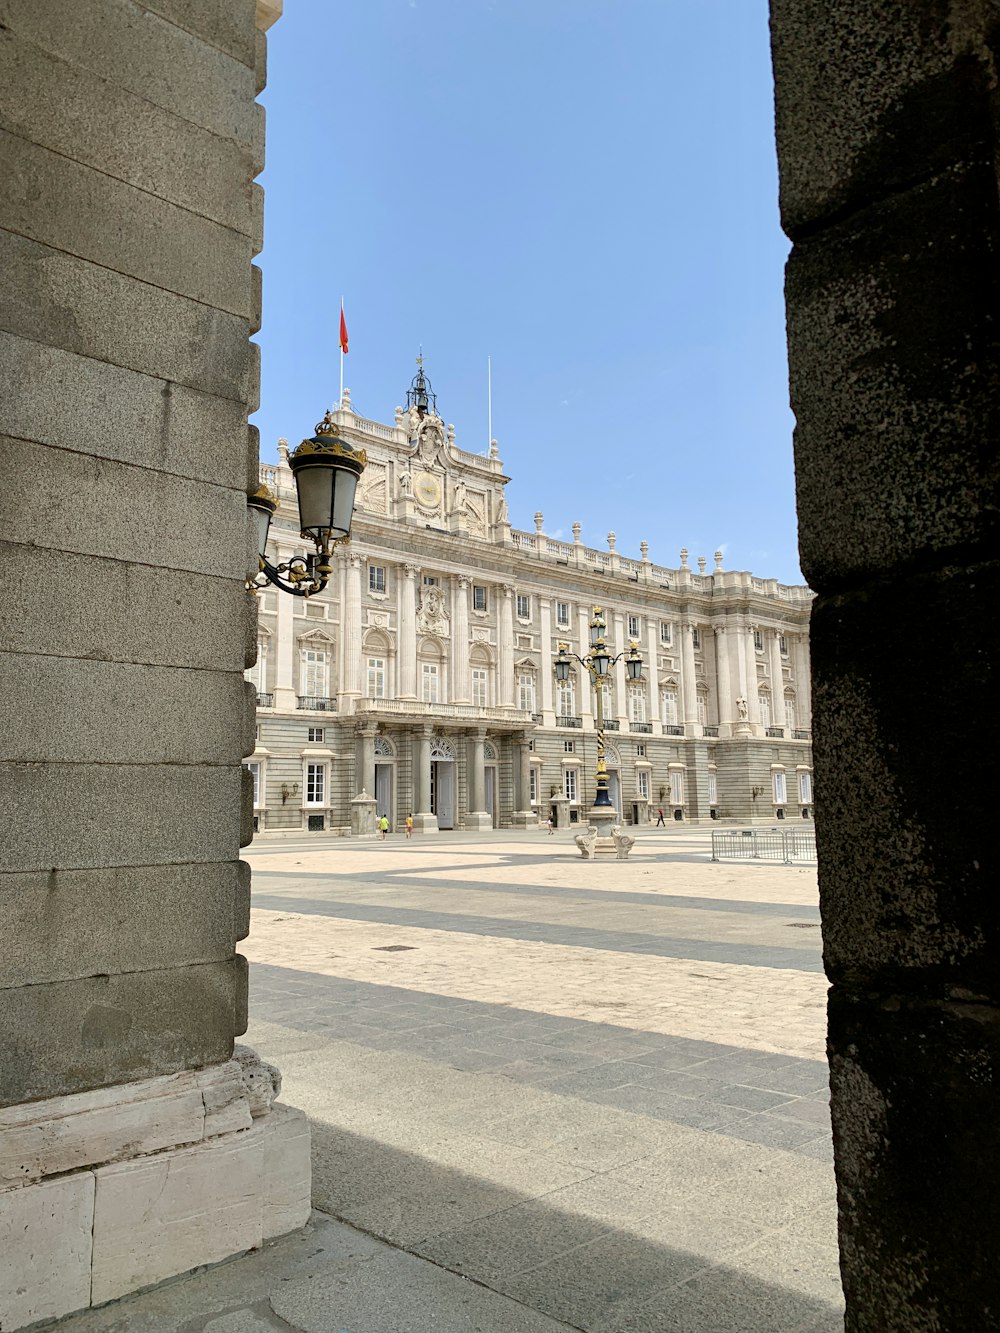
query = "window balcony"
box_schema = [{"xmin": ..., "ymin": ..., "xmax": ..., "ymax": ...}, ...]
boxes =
[
  {"xmin": 702, "ymin": 725, "xmax": 719, "ymax": 737},
  {"xmin": 531, "ymin": 712, "xmax": 544, "ymax": 724},
  {"xmin": 556, "ymin": 715, "xmax": 583, "ymax": 728},
  {"xmin": 602, "ymin": 719, "xmax": 620, "ymax": 731},
  {"xmin": 256, "ymin": 692, "xmax": 274, "ymax": 708},
  {"xmin": 629, "ymin": 721, "xmax": 653, "ymax": 733},
  {"xmin": 793, "ymin": 728, "xmax": 812, "ymax": 740},
  {"xmin": 297, "ymin": 696, "xmax": 338, "ymax": 711},
  {"xmin": 354, "ymin": 697, "xmax": 533, "ymax": 729},
  {"xmin": 663, "ymin": 724, "xmax": 684, "ymax": 736},
  {"xmin": 766, "ymin": 726, "xmax": 785, "ymax": 738}
]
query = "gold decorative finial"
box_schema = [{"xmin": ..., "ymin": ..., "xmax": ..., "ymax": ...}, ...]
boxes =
[{"xmin": 315, "ymin": 410, "xmax": 337, "ymax": 435}]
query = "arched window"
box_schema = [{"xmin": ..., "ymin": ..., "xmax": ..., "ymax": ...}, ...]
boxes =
[
  {"xmin": 696, "ymin": 690, "xmax": 708, "ymax": 726},
  {"xmin": 418, "ymin": 636, "xmax": 446, "ymax": 703},
  {"xmin": 470, "ymin": 643, "xmax": 493, "ymax": 709}
]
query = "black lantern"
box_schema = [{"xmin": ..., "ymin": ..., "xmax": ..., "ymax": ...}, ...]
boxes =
[
  {"xmin": 590, "ymin": 643, "xmax": 612, "ymax": 679},
  {"xmin": 554, "ymin": 644, "xmax": 572, "ymax": 682},
  {"xmin": 625, "ymin": 643, "xmax": 643, "ymax": 680}
]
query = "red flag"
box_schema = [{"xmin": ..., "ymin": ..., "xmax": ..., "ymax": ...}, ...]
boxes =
[{"xmin": 339, "ymin": 305, "xmax": 349, "ymax": 355}]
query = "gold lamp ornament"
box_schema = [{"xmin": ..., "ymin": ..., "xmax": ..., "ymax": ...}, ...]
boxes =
[{"xmin": 247, "ymin": 410, "xmax": 367, "ymax": 598}]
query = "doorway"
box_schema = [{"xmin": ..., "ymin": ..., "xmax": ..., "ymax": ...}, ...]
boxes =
[
  {"xmin": 431, "ymin": 761, "xmax": 455, "ymax": 829},
  {"xmin": 484, "ymin": 765, "xmax": 497, "ymax": 826},
  {"xmin": 375, "ymin": 762, "xmax": 393, "ymax": 826}
]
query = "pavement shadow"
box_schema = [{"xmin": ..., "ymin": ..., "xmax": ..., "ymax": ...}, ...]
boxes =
[{"xmin": 308, "ymin": 1118, "xmax": 843, "ymax": 1332}]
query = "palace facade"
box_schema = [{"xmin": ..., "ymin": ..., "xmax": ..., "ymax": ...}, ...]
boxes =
[{"xmin": 249, "ymin": 367, "xmax": 813, "ymax": 834}]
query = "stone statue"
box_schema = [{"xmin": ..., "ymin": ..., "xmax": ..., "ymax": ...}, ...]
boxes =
[
  {"xmin": 497, "ymin": 493, "xmax": 509, "ymax": 524},
  {"xmin": 612, "ymin": 831, "xmax": 635, "ymax": 860},
  {"xmin": 575, "ymin": 829, "xmax": 597, "ymax": 859},
  {"xmin": 232, "ymin": 1044, "xmax": 281, "ymax": 1118},
  {"xmin": 737, "ymin": 696, "xmax": 749, "ymax": 721},
  {"xmin": 398, "ymin": 471, "xmax": 411, "ymax": 496},
  {"xmin": 453, "ymin": 479, "xmax": 466, "ymax": 513}
]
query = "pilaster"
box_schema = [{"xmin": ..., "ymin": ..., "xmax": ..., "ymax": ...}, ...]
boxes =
[{"xmin": 398, "ymin": 562, "xmax": 418, "ymax": 699}]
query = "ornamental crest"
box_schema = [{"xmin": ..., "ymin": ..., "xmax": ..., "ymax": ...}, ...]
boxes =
[{"xmin": 417, "ymin": 585, "xmax": 449, "ymax": 636}]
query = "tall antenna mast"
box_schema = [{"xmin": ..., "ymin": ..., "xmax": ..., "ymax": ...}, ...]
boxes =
[{"xmin": 487, "ymin": 355, "xmax": 492, "ymax": 452}]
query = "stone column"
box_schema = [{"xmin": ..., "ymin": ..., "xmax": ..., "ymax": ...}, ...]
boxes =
[
  {"xmin": 358, "ymin": 724, "xmax": 377, "ymax": 797},
  {"xmin": 714, "ymin": 622, "xmax": 733, "ymax": 729},
  {"xmin": 743, "ymin": 620, "xmax": 760, "ymax": 730},
  {"xmin": 794, "ymin": 633, "xmax": 812, "ymax": 731},
  {"xmin": 466, "ymin": 727, "xmax": 492, "ymax": 830},
  {"xmin": 398, "ymin": 562, "xmax": 418, "ymax": 699},
  {"xmin": 773, "ymin": 5, "xmax": 1000, "ymax": 1322},
  {"xmin": 511, "ymin": 731, "xmax": 538, "ymax": 826},
  {"xmin": 411, "ymin": 724, "xmax": 436, "ymax": 832},
  {"xmin": 612, "ymin": 612, "xmax": 627, "ymax": 726},
  {"xmin": 680, "ymin": 620, "xmax": 698, "ymax": 732},
  {"xmin": 274, "ymin": 555, "xmax": 296, "ymax": 710},
  {"xmin": 539, "ymin": 598, "xmax": 554, "ymax": 718},
  {"xmin": 341, "ymin": 552, "xmax": 363, "ymax": 701},
  {"xmin": 768, "ymin": 630, "xmax": 787, "ymax": 732},
  {"xmin": 577, "ymin": 606, "xmax": 593, "ymax": 727},
  {"xmin": 645, "ymin": 617, "xmax": 660, "ymax": 733},
  {"xmin": 451, "ymin": 575, "xmax": 470, "ymax": 703},
  {"xmin": 498, "ymin": 583, "xmax": 515, "ymax": 708}
]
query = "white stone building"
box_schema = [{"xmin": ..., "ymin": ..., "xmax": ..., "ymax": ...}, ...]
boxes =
[{"xmin": 249, "ymin": 366, "xmax": 813, "ymax": 833}]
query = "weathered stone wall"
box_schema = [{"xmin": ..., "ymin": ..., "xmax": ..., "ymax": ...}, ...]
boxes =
[
  {"xmin": 771, "ymin": 2, "xmax": 1000, "ymax": 1325},
  {"xmin": 0, "ymin": 0, "xmax": 265, "ymax": 1107}
]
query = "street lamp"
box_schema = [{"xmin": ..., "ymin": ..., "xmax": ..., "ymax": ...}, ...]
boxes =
[
  {"xmin": 555, "ymin": 606, "xmax": 643, "ymax": 815},
  {"xmin": 247, "ymin": 409, "xmax": 367, "ymax": 598}
]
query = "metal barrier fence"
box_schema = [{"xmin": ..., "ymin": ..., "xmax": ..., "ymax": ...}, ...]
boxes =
[{"xmin": 711, "ymin": 827, "xmax": 817, "ymax": 865}]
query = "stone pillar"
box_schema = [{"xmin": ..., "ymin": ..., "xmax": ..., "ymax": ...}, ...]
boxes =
[
  {"xmin": 398, "ymin": 562, "xmax": 418, "ymax": 699},
  {"xmin": 577, "ymin": 606, "xmax": 593, "ymax": 727},
  {"xmin": 451, "ymin": 575, "xmax": 470, "ymax": 703},
  {"xmin": 772, "ymin": 3, "xmax": 1000, "ymax": 1323},
  {"xmin": 358, "ymin": 724, "xmax": 377, "ymax": 797},
  {"xmin": 680, "ymin": 620, "xmax": 698, "ymax": 732},
  {"xmin": 274, "ymin": 553, "xmax": 296, "ymax": 710},
  {"xmin": 714, "ymin": 623, "xmax": 734, "ymax": 730},
  {"xmin": 645, "ymin": 617, "xmax": 660, "ymax": 734},
  {"xmin": 511, "ymin": 732, "xmax": 538, "ymax": 826},
  {"xmin": 742, "ymin": 620, "xmax": 760, "ymax": 730},
  {"xmin": 612, "ymin": 612, "xmax": 627, "ymax": 725},
  {"xmin": 539, "ymin": 598, "xmax": 554, "ymax": 718},
  {"xmin": 498, "ymin": 582, "xmax": 515, "ymax": 708},
  {"xmin": 794, "ymin": 633, "xmax": 812, "ymax": 731},
  {"xmin": 0, "ymin": 3, "xmax": 310, "ymax": 1325},
  {"xmin": 341, "ymin": 552, "xmax": 363, "ymax": 701},
  {"xmin": 768, "ymin": 630, "xmax": 787, "ymax": 731},
  {"xmin": 411, "ymin": 725, "xmax": 436, "ymax": 832},
  {"xmin": 466, "ymin": 727, "xmax": 492, "ymax": 831}
]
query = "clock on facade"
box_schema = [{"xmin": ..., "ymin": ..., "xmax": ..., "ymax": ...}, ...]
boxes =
[{"xmin": 414, "ymin": 472, "xmax": 441, "ymax": 508}]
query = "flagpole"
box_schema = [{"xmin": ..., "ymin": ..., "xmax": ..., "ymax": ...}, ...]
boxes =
[
  {"xmin": 339, "ymin": 296, "xmax": 345, "ymax": 408},
  {"xmin": 487, "ymin": 355, "xmax": 492, "ymax": 451}
]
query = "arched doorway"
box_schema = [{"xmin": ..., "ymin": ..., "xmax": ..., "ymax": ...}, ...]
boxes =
[
  {"xmin": 483, "ymin": 740, "xmax": 498, "ymax": 827},
  {"xmin": 430, "ymin": 737, "xmax": 456, "ymax": 829},
  {"xmin": 373, "ymin": 735, "xmax": 395, "ymax": 826}
]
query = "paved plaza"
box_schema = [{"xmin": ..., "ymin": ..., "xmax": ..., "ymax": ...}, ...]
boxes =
[{"xmin": 58, "ymin": 827, "xmax": 842, "ymax": 1332}]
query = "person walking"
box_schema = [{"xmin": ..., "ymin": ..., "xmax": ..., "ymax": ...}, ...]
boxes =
[
  {"xmin": 405, "ymin": 813, "xmax": 413, "ymax": 839},
  {"xmin": 378, "ymin": 814, "xmax": 389, "ymax": 840},
  {"xmin": 655, "ymin": 806, "xmax": 666, "ymax": 826},
  {"xmin": 546, "ymin": 815, "xmax": 555, "ymax": 835}
]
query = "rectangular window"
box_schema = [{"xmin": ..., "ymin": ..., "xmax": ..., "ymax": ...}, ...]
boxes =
[
  {"xmin": 628, "ymin": 614, "xmax": 640, "ymax": 639},
  {"xmin": 601, "ymin": 681, "xmax": 614, "ymax": 718},
  {"xmin": 696, "ymin": 694, "xmax": 707, "ymax": 726},
  {"xmin": 786, "ymin": 697, "xmax": 797, "ymax": 732},
  {"xmin": 708, "ymin": 772, "xmax": 718, "ymax": 805},
  {"xmin": 636, "ymin": 742, "xmax": 646, "ymax": 757},
  {"xmin": 422, "ymin": 575, "xmax": 439, "ymax": 586},
  {"xmin": 660, "ymin": 621, "xmax": 672, "ymax": 645},
  {"xmin": 366, "ymin": 657, "xmax": 385, "ymax": 699},
  {"xmin": 247, "ymin": 640, "xmax": 267, "ymax": 691},
  {"xmin": 529, "ymin": 767, "xmax": 538, "ymax": 805},
  {"xmin": 301, "ymin": 648, "xmax": 328, "ymax": 698},
  {"xmin": 307, "ymin": 727, "xmax": 324, "ymax": 743},
  {"xmin": 516, "ymin": 593, "xmax": 531, "ymax": 619},
  {"xmin": 247, "ymin": 761, "xmax": 262, "ymax": 807},
  {"xmin": 518, "ymin": 673, "xmax": 535, "ymax": 713},
  {"xmin": 563, "ymin": 739, "xmax": 575, "ymax": 753},
  {"xmin": 628, "ymin": 687, "xmax": 646, "ymax": 723},
  {"xmin": 368, "ymin": 565, "xmax": 386, "ymax": 593},
  {"xmin": 637, "ymin": 769, "xmax": 650, "ymax": 800},
  {"xmin": 691, "ymin": 628, "xmax": 701, "ymax": 650},
  {"xmin": 754, "ymin": 629, "xmax": 764, "ymax": 652},
  {"xmin": 471, "ymin": 668, "xmax": 488, "ymax": 707},
  {"xmin": 661, "ymin": 689, "xmax": 678, "ymax": 725},
  {"xmin": 798, "ymin": 771, "xmax": 812, "ymax": 804},
  {"xmin": 779, "ymin": 635, "xmax": 788, "ymax": 656},
  {"xmin": 759, "ymin": 693, "xmax": 771, "ymax": 728},
  {"xmin": 422, "ymin": 662, "xmax": 439, "ymax": 702},
  {"xmin": 556, "ymin": 601, "xmax": 570, "ymax": 626},
  {"xmin": 473, "ymin": 585, "xmax": 488, "ymax": 612},
  {"xmin": 564, "ymin": 768, "xmax": 578, "ymax": 803},
  {"xmin": 557, "ymin": 680, "xmax": 575, "ymax": 717},
  {"xmin": 773, "ymin": 770, "xmax": 787, "ymax": 804},
  {"xmin": 669, "ymin": 770, "xmax": 684, "ymax": 806},
  {"xmin": 306, "ymin": 763, "xmax": 325, "ymax": 805}
]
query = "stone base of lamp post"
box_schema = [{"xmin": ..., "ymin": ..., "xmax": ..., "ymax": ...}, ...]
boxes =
[
  {"xmin": 350, "ymin": 791, "xmax": 377, "ymax": 838},
  {"xmin": 465, "ymin": 810, "xmax": 494, "ymax": 831},
  {"xmin": 587, "ymin": 803, "xmax": 622, "ymax": 858}
]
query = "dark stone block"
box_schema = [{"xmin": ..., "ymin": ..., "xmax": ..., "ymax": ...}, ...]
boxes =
[
  {"xmin": 786, "ymin": 158, "xmax": 1000, "ymax": 591},
  {"xmin": 812, "ymin": 562, "xmax": 998, "ymax": 995},
  {"xmin": 0, "ymin": 959, "xmax": 242, "ymax": 1107},
  {"xmin": 770, "ymin": 0, "xmax": 1000, "ymax": 237},
  {"xmin": 829, "ymin": 993, "xmax": 1000, "ymax": 1329}
]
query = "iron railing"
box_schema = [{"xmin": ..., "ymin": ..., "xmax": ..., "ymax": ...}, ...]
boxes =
[
  {"xmin": 557, "ymin": 715, "xmax": 583, "ymax": 728},
  {"xmin": 663, "ymin": 724, "xmax": 684, "ymax": 736},
  {"xmin": 766, "ymin": 726, "xmax": 785, "ymax": 738},
  {"xmin": 603, "ymin": 719, "xmax": 620, "ymax": 731},
  {"xmin": 630, "ymin": 721, "xmax": 653, "ymax": 733},
  {"xmin": 297, "ymin": 696, "xmax": 338, "ymax": 711},
  {"xmin": 256, "ymin": 692, "xmax": 274, "ymax": 707},
  {"xmin": 711, "ymin": 827, "xmax": 817, "ymax": 865},
  {"xmin": 793, "ymin": 729, "xmax": 812, "ymax": 740},
  {"xmin": 702, "ymin": 725, "xmax": 719, "ymax": 736}
]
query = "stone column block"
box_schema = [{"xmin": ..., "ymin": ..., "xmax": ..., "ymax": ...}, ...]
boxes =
[{"xmin": 0, "ymin": 1171, "xmax": 94, "ymax": 1328}]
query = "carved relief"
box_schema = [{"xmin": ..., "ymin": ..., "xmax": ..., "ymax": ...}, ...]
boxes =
[
  {"xmin": 417, "ymin": 585, "xmax": 449, "ymax": 636},
  {"xmin": 466, "ymin": 491, "xmax": 487, "ymax": 538},
  {"xmin": 357, "ymin": 462, "xmax": 388, "ymax": 514}
]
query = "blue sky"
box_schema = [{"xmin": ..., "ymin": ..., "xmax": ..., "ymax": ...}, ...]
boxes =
[{"xmin": 254, "ymin": 0, "xmax": 801, "ymax": 583}]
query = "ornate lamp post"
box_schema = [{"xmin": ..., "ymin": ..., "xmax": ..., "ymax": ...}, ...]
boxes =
[
  {"xmin": 555, "ymin": 606, "xmax": 642, "ymax": 854},
  {"xmin": 247, "ymin": 410, "xmax": 367, "ymax": 598}
]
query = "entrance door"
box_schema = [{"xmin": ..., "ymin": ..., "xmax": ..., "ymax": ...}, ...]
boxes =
[
  {"xmin": 375, "ymin": 763, "xmax": 393, "ymax": 825},
  {"xmin": 484, "ymin": 766, "xmax": 496, "ymax": 826},
  {"xmin": 608, "ymin": 770, "xmax": 622, "ymax": 818},
  {"xmin": 432, "ymin": 761, "xmax": 454, "ymax": 829}
]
